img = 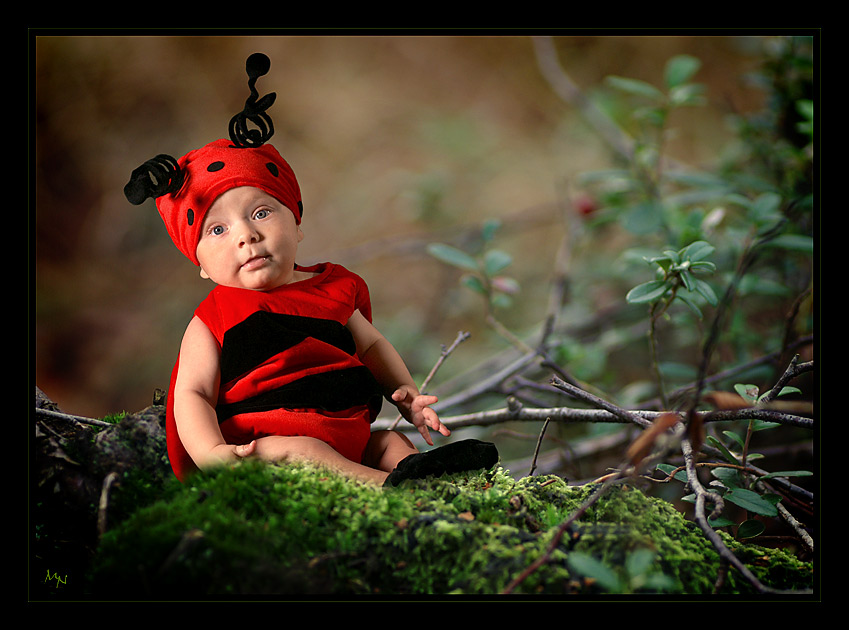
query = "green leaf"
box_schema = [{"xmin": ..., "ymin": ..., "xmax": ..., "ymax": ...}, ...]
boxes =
[
  {"xmin": 795, "ymin": 99, "xmax": 813, "ymax": 138},
  {"xmin": 674, "ymin": 293, "xmax": 703, "ymax": 319},
  {"xmin": 656, "ymin": 463, "xmax": 687, "ymax": 483},
  {"xmin": 633, "ymin": 105, "xmax": 667, "ymax": 127},
  {"xmin": 625, "ymin": 549, "xmax": 656, "ymax": 578},
  {"xmin": 759, "ymin": 470, "xmax": 813, "ymax": 481},
  {"xmin": 688, "ymin": 260, "xmax": 716, "ymax": 275},
  {"xmin": 647, "ymin": 255, "xmax": 675, "ymax": 273},
  {"xmin": 706, "ymin": 435, "xmax": 740, "ymax": 465},
  {"xmin": 483, "ymin": 249, "xmax": 513, "ymax": 276},
  {"xmin": 734, "ymin": 383, "xmax": 759, "ymax": 404},
  {"xmin": 481, "ymin": 218, "xmax": 501, "ymax": 243},
  {"xmin": 760, "ymin": 493, "xmax": 782, "ymax": 506},
  {"xmin": 681, "ymin": 240, "xmax": 715, "ymax": 262},
  {"xmin": 626, "ymin": 280, "xmax": 669, "ymax": 304},
  {"xmin": 749, "ymin": 192, "xmax": 783, "ymax": 226},
  {"xmin": 765, "ymin": 234, "xmax": 814, "ymax": 253},
  {"xmin": 567, "ymin": 552, "xmax": 621, "ymax": 592},
  {"xmin": 427, "ymin": 243, "xmax": 479, "ymax": 272},
  {"xmin": 638, "ymin": 573, "xmax": 677, "ymax": 592},
  {"xmin": 664, "ymin": 54, "xmax": 701, "ymax": 88},
  {"xmin": 490, "ymin": 293, "xmax": 513, "ymax": 309},
  {"xmin": 722, "ymin": 430, "xmax": 746, "ymax": 451},
  {"xmin": 723, "ymin": 488, "xmax": 779, "ymax": 517},
  {"xmin": 668, "ymin": 83, "xmax": 706, "ymax": 107},
  {"xmin": 752, "ymin": 420, "xmax": 781, "ymax": 431},
  {"xmin": 660, "ymin": 249, "xmax": 682, "ymax": 264},
  {"xmin": 692, "ymin": 278, "xmax": 718, "ymax": 306},
  {"xmin": 737, "ymin": 519, "xmax": 766, "ymax": 539},
  {"xmin": 708, "ymin": 516, "xmax": 736, "ymax": 529},
  {"xmin": 755, "ymin": 386, "xmax": 801, "ymax": 404},
  {"xmin": 605, "ymin": 75, "xmax": 665, "ymax": 101},
  {"xmin": 460, "ymin": 274, "xmax": 486, "ymax": 295},
  {"xmin": 796, "ymin": 99, "xmax": 813, "ymax": 121},
  {"xmin": 712, "ymin": 465, "xmax": 744, "ymax": 489}
]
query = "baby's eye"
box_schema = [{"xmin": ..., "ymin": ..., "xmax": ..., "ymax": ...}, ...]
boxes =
[
  {"xmin": 254, "ymin": 208, "xmax": 271, "ymax": 220},
  {"xmin": 210, "ymin": 225, "xmax": 226, "ymax": 236}
]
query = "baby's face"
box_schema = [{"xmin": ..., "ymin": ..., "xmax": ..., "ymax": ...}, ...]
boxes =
[{"xmin": 196, "ymin": 186, "xmax": 303, "ymax": 291}]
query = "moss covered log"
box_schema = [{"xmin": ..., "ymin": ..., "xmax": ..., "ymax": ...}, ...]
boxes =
[{"xmin": 88, "ymin": 460, "xmax": 812, "ymax": 597}]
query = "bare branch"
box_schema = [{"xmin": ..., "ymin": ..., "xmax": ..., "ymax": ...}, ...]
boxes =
[
  {"xmin": 528, "ymin": 417, "xmax": 551, "ymax": 477},
  {"xmin": 701, "ymin": 407, "xmax": 812, "ymax": 429},
  {"xmin": 35, "ymin": 407, "xmax": 114, "ymax": 428},
  {"xmin": 759, "ymin": 355, "xmax": 814, "ymax": 405},
  {"xmin": 548, "ymin": 375, "xmax": 652, "ymax": 429}
]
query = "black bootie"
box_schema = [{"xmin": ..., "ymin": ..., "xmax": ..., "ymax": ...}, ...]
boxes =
[{"xmin": 384, "ymin": 439, "xmax": 499, "ymax": 487}]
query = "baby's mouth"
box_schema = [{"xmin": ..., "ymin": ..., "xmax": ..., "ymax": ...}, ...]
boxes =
[{"xmin": 241, "ymin": 255, "xmax": 269, "ymax": 270}]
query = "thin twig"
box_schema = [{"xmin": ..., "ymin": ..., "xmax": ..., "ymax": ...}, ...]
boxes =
[
  {"xmin": 431, "ymin": 350, "xmax": 539, "ymax": 413},
  {"xmin": 389, "ymin": 331, "xmax": 470, "ymax": 430},
  {"xmin": 759, "ymin": 355, "xmax": 813, "ymax": 405},
  {"xmin": 528, "ymin": 418, "xmax": 551, "ymax": 477},
  {"xmin": 97, "ymin": 471, "xmax": 120, "ymax": 537},
  {"xmin": 548, "ymin": 374, "xmax": 652, "ymax": 429}
]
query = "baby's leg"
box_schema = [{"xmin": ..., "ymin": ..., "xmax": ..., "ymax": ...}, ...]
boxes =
[
  {"xmin": 361, "ymin": 430, "xmax": 419, "ymax": 473},
  {"xmin": 252, "ymin": 434, "xmax": 391, "ymax": 485}
]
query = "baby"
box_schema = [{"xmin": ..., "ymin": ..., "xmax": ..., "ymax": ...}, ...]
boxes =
[{"xmin": 124, "ymin": 53, "xmax": 497, "ymax": 486}]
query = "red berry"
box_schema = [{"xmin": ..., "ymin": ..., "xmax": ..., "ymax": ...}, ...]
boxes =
[{"xmin": 575, "ymin": 194, "xmax": 597, "ymax": 216}]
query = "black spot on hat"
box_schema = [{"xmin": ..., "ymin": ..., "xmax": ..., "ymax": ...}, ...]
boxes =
[
  {"xmin": 266, "ymin": 162, "xmax": 279, "ymax": 177},
  {"xmin": 187, "ymin": 208, "xmax": 194, "ymax": 226},
  {"xmin": 208, "ymin": 161, "xmax": 225, "ymax": 172}
]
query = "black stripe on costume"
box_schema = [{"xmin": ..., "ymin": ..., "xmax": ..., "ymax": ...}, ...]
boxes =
[
  {"xmin": 219, "ymin": 311, "xmax": 357, "ymax": 385},
  {"xmin": 215, "ymin": 366, "xmax": 384, "ymax": 422}
]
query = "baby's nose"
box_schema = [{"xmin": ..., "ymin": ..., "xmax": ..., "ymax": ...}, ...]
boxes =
[{"xmin": 238, "ymin": 224, "xmax": 260, "ymax": 245}]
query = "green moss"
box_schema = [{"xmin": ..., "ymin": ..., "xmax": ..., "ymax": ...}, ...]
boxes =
[{"xmin": 89, "ymin": 460, "xmax": 812, "ymax": 597}]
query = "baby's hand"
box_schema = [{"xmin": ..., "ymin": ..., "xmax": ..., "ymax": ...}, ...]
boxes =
[
  {"xmin": 231, "ymin": 441, "xmax": 257, "ymax": 458},
  {"xmin": 213, "ymin": 440, "xmax": 257, "ymax": 461},
  {"xmin": 391, "ymin": 386, "xmax": 450, "ymax": 446}
]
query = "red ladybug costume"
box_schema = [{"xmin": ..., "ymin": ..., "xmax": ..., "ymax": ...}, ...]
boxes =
[{"xmin": 164, "ymin": 262, "xmax": 384, "ymax": 481}]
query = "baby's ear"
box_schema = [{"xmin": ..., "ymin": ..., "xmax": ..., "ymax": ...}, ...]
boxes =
[{"xmin": 199, "ymin": 267, "xmax": 211, "ymax": 280}]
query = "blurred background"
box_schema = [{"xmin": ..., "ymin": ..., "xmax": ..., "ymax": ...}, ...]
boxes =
[{"xmin": 34, "ymin": 35, "xmax": 813, "ymax": 484}]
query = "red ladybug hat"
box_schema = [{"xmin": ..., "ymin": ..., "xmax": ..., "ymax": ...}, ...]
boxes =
[{"xmin": 125, "ymin": 53, "xmax": 302, "ymax": 266}]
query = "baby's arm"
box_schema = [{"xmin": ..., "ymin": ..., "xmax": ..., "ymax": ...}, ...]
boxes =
[
  {"xmin": 172, "ymin": 316, "xmax": 257, "ymax": 468},
  {"xmin": 346, "ymin": 310, "xmax": 450, "ymax": 445}
]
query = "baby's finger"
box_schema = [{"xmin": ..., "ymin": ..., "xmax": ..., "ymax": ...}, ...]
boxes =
[
  {"xmin": 234, "ymin": 440, "xmax": 257, "ymax": 458},
  {"xmin": 414, "ymin": 394, "xmax": 439, "ymax": 410},
  {"xmin": 417, "ymin": 423, "xmax": 434, "ymax": 447},
  {"xmin": 423, "ymin": 408, "xmax": 450, "ymax": 437},
  {"xmin": 391, "ymin": 387, "xmax": 407, "ymax": 403}
]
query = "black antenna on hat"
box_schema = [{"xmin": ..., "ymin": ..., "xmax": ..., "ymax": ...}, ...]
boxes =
[
  {"xmin": 124, "ymin": 154, "xmax": 184, "ymax": 206},
  {"xmin": 228, "ymin": 52, "xmax": 276, "ymax": 148},
  {"xmin": 124, "ymin": 53, "xmax": 278, "ymax": 205}
]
